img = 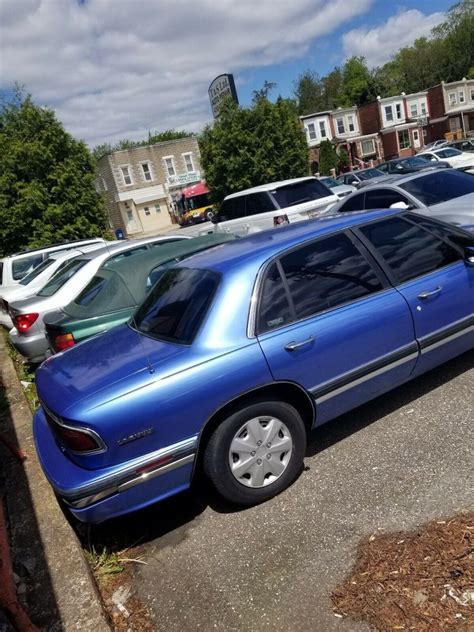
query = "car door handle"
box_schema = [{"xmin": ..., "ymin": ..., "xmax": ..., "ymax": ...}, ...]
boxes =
[
  {"xmin": 417, "ymin": 286, "xmax": 443, "ymax": 299},
  {"xmin": 284, "ymin": 336, "xmax": 315, "ymax": 352}
]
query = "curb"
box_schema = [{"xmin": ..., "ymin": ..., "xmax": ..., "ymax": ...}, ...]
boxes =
[{"xmin": 0, "ymin": 334, "xmax": 110, "ymax": 631}]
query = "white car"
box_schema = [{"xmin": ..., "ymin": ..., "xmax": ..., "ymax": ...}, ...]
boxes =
[
  {"xmin": 0, "ymin": 238, "xmax": 107, "ymax": 289},
  {"xmin": 210, "ymin": 177, "xmax": 337, "ymax": 236},
  {"xmin": 418, "ymin": 147, "xmax": 474, "ymax": 171},
  {"xmin": 0, "ymin": 244, "xmax": 104, "ymax": 328},
  {"xmin": 8, "ymin": 234, "xmax": 190, "ymax": 363}
]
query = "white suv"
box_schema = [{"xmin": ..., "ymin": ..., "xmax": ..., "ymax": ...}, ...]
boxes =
[
  {"xmin": 0, "ymin": 239, "xmax": 107, "ymax": 289},
  {"xmin": 211, "ymin": 177, "xmax": 337, "ymax": 236}
]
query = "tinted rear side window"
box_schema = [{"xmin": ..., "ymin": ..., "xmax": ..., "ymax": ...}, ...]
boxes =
[
  {"xmin": 359, "ymin": 217, "xmax": 461, "ymax": 284},
  {"xmin": 338, "ymin": 193, "xmax": 366, "ymax": 212},
  {"xmin": 217, "ymin": 197, "xmax": 247, "ymax": 221},
  {"xmin": 280, "ymin": 233, "xmax": 383, "ymax": 321},
  {"xmin": 270, "ymin": 179, "xmax": 331, "ymax": 208},
  {"xmin": 399, "ymin": 170, "xmax": 474, "ymax": 205},
  {"xmin": 38, "ymin": 259, "xmax": 88, "ymax": 296},
  {"xmin": 246, "ymin": 193, "xmax": 275, "ymax": 215},
  {"xmin": 363, "ymin": 189, "xmax": 410, "ymax": 209},
  {"xmin": 257, "ymin": 263, "xmax": 292, "ymax": 334},
  {"xmin": 12, "ymin": 254, "xmax": 44, "ymax": 280},
  {"xmin": 19, "ymin": 257, "xmax": 55, "ymax": 285},
  {"xmin": 134, "ymin": 268, "xmax": 219, "ymax": 344}
]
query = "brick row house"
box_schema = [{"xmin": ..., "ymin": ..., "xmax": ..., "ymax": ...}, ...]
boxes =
[
  {"xmin": 300, "ymin": 78, "xmax": 474, "ymax": 171},
  {"xmin": 96, "ymin": 137, "xmax": 202, "ymax": 238}
]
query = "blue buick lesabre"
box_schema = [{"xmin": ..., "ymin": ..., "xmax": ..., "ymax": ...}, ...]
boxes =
[{"xmin": 33, "ymin": 210, "xmax": 474, "ymax": 523}]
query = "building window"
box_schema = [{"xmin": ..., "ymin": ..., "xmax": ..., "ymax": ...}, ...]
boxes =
[
  {"xmin": 141, "ymin": 163, "xmax": 152, "ymax": 181},
  {"xmin": 458, "ymin": 90, "xmax": 465, "ymax": 104},
  {"xmin": 420, "ymin": 101, "xmax": 427, "ymax": 115},
  {"xmin": 448, "ymin": 92, "xmax": 457, "ymax": 106},
  {"xmin": 410, "ymin": 104, "xmax": 418, "ymax": 117},
  {"xmin": 183, "ymin": 153, "xmax": 194, "ymax": 173},
  {"xmin": 347, "ymin": 115, "xmax": 355, "ymax": 132},
  {"xmin": 360, "ymin": 139, "xmax": 375, "ymax": 156},
  {"xmin": 120, "ymin": 166, "xmax": 133, "ymax": 186},
  {"xmin": 384, "ymin": 106, "xmax": 393, "ymax": 122},
  {"xmin": 398, "ymin": 129, "xmax": 410, "ymax": 150},
  {"xmin": 307, "ymin": 123, "xmax": 316, "ymax": 140},
  {"xmin": 336, "ymin": 118, "xmax": 345, "ymax": 134},
  {"xmin": 155, "ymin": 204, "xmax": 161, "ymax": 213},
  {"xmin": 164, "ymin": 157, "xmax": 176, "ymax": 177},
  {"xmin": 319, "ymin": 121, "xmax": 327, "ymax": 138},
  {"xmin": 395, "ymin": 103, "xmax": 402, "ymax": 119},
  {"xmin": 143, "ymin": 206, "xmax": 151, "ymax": 216},
  {"xmin": 470, "ymin": 89, "xmax": 474, "ymax": 101}
]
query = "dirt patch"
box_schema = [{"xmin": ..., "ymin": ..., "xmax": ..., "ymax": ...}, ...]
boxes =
[{"xmin": 332, "ymin": 512, "xmax": 474, "ymax": 631}]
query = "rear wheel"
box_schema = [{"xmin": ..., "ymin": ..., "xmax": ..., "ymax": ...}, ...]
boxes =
[{"xmin": 203, "ymin": 400, "xmax": 306, "ymax": 505}]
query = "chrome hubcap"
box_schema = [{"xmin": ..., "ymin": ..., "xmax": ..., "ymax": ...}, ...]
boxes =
[{"xmin": 228, "ymin": 416, "xmax": 293, "ymax": 488}]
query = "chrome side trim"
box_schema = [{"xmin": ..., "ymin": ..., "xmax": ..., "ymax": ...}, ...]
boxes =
[
  {"xmin": 420, "ymin": 322, "xmax": 473, "ymax": 354},
  {"xmin": 312, "ymin": 350, "xmax": 419, "ymax": 404},
  {"xmin": 55, "ymin": 435, "xmax": 198, "ymax": 502}
]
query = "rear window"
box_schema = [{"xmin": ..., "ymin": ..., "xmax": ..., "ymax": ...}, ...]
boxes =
[
  {"xmin": 270, "ymin": 179, "xmax": 331, "ymax": 208},
  {"xmin": 12, "ymin": 254, "xmax": 44, "ymax": 280},
  {"xmin": 436, "ymin": 148, "xmax": 461, "ymax": 158},
  {"xmin": 19, "ymin": 257, "xmax": 55, "ymax": 285},
  {"xmin": 399, "ymin": 170, "xmax": 474, "ymax": 206},
  {"xmin": 37, "ymin": 259, "xmax": 88, "ymax": 296},
  {"xmin": 133, "ymin": 268, "xmax": 219, "ymax": 344},
  {"xmin": 357, "ymin": 168, "xmax": 383, "ymax": 181}
]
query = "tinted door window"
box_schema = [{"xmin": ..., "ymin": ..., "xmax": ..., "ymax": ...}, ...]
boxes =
[
  {"xmin": 399, "ymin": 170, "xmax": 474, "ymax": 205},
  {"xmin": 217, "ymin": 197, "xmax": 246, "ymax": 221},
  {"xmin": 338, "ymin": 193, "xmax": 365, "ymax": 212},
  {"xmin": 359, "ymin": 217, "xmax": 461, "ymax": 284},
  {"xmin": 406, "ymin": 214, "xmax": 473, "ymax": 253},
  {"xmin": 257, "ymin": 263, "xmax": 292, "ymax": 334},
  {"xmin": 38, "ymin": 259, "xmax": 88, "ymax": 296},
  {"xmin": 12, "ymin": 254, "xmax": 44, "ymax": 280},
  {"xmin": 246, "ymin": 193, "xmax": 275, "ymax": 215},
  {"xmin": 363, "ymin": 189, "xmax": 410, "ymax": 209},
  {"xmin": 280, "ymin": 233, "xmax": 383, "ymax": 321},
  {"xmin": 270, "ymin": 179, "xmax": 331, "ymax": 208}
]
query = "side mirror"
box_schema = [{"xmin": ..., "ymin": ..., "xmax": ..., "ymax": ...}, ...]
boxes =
[
  {"xmin": 464, "ymin": 246, "xmax": 474, "ymax": 266},
  {"xmin": 390, "ymin": 201, "xmax": 414, "ymax": 210}
]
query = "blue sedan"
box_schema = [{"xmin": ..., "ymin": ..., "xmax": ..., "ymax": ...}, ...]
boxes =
[{"xmin": 33, "ymin": 210, "xmax": 474, "ymax": 523}]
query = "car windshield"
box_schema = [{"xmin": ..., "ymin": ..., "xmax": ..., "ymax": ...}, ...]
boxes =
[
  {"xmin": 270, "ymin": 179, "xmax": 331, "ymax": 207},
  {"xmin": 399, "ymin": 156, "xmax": 429, "ymax": 168},
  {"xmin": 133, "ymin": 267, "xmax": 220, "ymax": 345},
  {"xmin": 436, "ymin": 148, "xmax": 462, "ymax": 158},
  {"xmin": 19, "ymin": 257, "xmax": 56, "ymax": 285},
  {"xmin": 37, "ymin": 258, "xmax": 88, "ymax": 296},
  {"xmin": 357, "ymin": 168, "xmax": 384, "ymax": 180},
  {"xmin": 320, "ymin": 178, "xmax": 339, "ymax": 188},
  {"xmin": 399, "ymin": 170, "xmax": 474, "ymax": 205}
]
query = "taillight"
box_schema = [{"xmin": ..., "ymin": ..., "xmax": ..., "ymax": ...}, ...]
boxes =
[
  {"xmin": 54, "ymin": 332, "xmax": 75, "ymax": 352},
  {"xmin": 14, "ymin": 313, "xmax": 39, "ymax": 332},
  {"xmin": 53, "ymin": 424, "xmax": 102, "ymax": 452}
]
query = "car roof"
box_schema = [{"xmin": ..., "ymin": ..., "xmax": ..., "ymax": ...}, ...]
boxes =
[
  {"xmin": 181, "ymin": 209, "xmax": 401, "ymax": 273},
  {"xmin": 70, "ymin": 235, "xmax": 187, "ymax": 262},
  {"xmin": 224, "ymin": 177, "xmax": 317, "ymax": 199}
]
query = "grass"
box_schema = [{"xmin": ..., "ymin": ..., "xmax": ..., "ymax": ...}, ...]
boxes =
[
  {"xmin": 2, "ymin": 329, "xmax": 39, "ymax": 411},
  {"xmin": 84, "ymin": 546, "xmax": 126, "ymax": 582}
]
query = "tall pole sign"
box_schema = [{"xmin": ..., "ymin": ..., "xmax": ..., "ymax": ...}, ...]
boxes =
[{"xmin": 208, "ymin": 74, "xmax": 239, "ymax": 119}]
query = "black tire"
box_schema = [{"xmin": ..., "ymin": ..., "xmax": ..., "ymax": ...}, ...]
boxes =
[{"xmin": 203, "ymin": 400, "xmax": 306, "ymax": 506}]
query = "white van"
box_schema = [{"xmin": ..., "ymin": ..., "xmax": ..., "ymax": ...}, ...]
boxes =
[
  {"xmin": 0, "ymin": 239, "xmax": 107, "ymax": 289},
  {"xmin": 211, "ymin": 177, "xmax": 338, "ymax": 236}
]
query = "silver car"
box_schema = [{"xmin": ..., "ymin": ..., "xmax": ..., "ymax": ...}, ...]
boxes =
[
  {"xmin": 8, "ymin": 235, "xmax": 189, "ymax": 362},
  {"xmin": 318, "ymin": 177, "xmax": 356, "ymax": 198},
  {"xmin": 324, "ymin": 169, "xmax": 474, "ymax": 230}
]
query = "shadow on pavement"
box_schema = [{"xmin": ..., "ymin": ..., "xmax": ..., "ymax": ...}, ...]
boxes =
[
  {"xmin": 0, "ymin": 371, "xmax": 60, "ymax": 629},
  {"xmin": 81, "ymin": 350, "xmax": 473, "ymax": 553}
]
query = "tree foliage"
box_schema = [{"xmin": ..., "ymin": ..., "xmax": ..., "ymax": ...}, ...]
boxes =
[
  {"xmin": 199, "ymin": 95, "xmax": 309, "ymax": 206},
  {"xmin": 319, "ymin": 140, "xmax": 339, "ymax": 176},
  {"xmin": 294, "ymin": 0, "xmax": 474, "ymax": 112},
  {"xmin": 0, "ymin": 91, "xmax": 107, "ymax": 256}
]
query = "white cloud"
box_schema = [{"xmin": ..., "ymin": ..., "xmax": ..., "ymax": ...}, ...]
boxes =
[
  {"xmin": 342, "ymin": 8, "xmax": 445, "ymax": 68},
  {"xmin": 0, "ymin": 0, "xmax": 373, "ymax": 146}
]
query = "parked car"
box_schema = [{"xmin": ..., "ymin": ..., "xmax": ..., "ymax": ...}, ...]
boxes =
[
  {"xmin": 324, "ymin": 169, "xmax": 474, "ymax": 230},
  {"xmin": 0, "ymin": 244, "xmax": 105, "ymax": 329},
  {"xmin": 417, "ymin": 140, "xmax": 447, "ymax": 152},
  {"xmin": 447, "ymin": 139, "xmax": 474, "ymax": 153},
  {"xmin": 8, "ymin": 235, "xmax": 189, "ymax": 363},
  {"xmin": 318, "ymin": 177, "xmax": 356, "ymax": 198},
  {"xmin": 417, "ymin": 147, "xmax": 474, "ymax": 171},
  {"xmin": 44, "ymin": 234, "xmax": 236, "ymax": 353},
  {"xmin": 33, "ymin": 209, "xmax": 473, "ymax": 523},
  {"xmin": 0, "ymin": 238, "xmax": 107, "ymax": 289},
  {"xmin": 334, "ymin": 167, "xmax": 386, "ymax": 188},
  {"xmin": 210, "ymin": 177, "xmax": 337, "ymax": 236},
  {"xmin": 377, "ymin": 155, "xmax": 450, "ymax": 175}
]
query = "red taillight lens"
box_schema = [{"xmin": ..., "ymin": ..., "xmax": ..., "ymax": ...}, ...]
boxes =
[
  {"xmin": 14, "ymin": 312, "xmax": 39, "ymax": 332},
  {"xmin": 54, "ymin": 332, "xmax": 75, "ymax": 352},
  {"xmin": 53, "ymin": 423, "xmax": 102, "ymax": 453}
]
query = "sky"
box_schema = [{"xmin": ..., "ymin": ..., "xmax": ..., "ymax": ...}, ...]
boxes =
[{"xmin": 0, "ymin": 0, "xmax": 453, "ymax": 148}]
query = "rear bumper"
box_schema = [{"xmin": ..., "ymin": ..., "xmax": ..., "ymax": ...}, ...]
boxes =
[
  {"xmin": 33, "ymin": 408, "xmax": 197, "ymax": 523},
  {"xmin": 9, "ymin": 327, "xmax": 50, "ymax": 362}
]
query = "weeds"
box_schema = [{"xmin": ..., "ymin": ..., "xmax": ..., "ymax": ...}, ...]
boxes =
[{"xmin": 2, "ymin": 330, "xmax": 39, "ymax": 411}]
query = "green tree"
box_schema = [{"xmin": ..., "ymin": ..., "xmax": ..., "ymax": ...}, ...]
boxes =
[
  {"xmin": 199, "ymin": 95, "xmax": 309, "ymax": 206},
  {"xmin": 321, "ymin": 68, "xmax": 345, "ymax": 109},
  {"xmin": 294, "ymin": 70, "xmax": 324, "ymax": 114},
  {"xmin": 340, "ymin": 56, "xmax": 373, "ymax": 107},
  {"xmin": 433, "ymin": 0, "xmax": 474, "ymax": 82},
  {"xmin": 337, "ymin": 147, "xmax": 350, "ymax": 172},
  {"xmin": 0, "ymin": 91, "xmax": 107, "ymax": 256},
  {"xmin": 318, "ymin": 140, "xmax": 339, "ymax": 175}
]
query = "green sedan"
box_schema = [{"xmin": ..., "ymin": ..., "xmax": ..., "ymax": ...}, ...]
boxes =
[{"xmin": 44, "ymin": 233, "xmax": 235, "ymax": 353}]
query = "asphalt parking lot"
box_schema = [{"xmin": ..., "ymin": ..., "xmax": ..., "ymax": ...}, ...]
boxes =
[{"xmin": 88, "ymin": 350, "xmax": 473, "ymax": 631}]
